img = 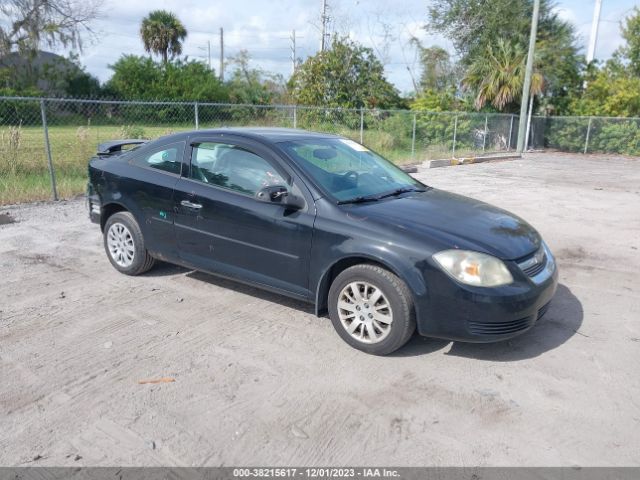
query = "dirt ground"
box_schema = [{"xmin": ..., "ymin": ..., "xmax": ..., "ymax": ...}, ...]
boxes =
[{"xmin": 1, "ymin": 152, "xmax": 639, "ymax": 467}]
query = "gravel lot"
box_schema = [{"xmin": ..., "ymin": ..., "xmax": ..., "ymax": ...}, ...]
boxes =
[{"xmin": 1, "ymin": 153, "xmax": 639, "ymax": 467}]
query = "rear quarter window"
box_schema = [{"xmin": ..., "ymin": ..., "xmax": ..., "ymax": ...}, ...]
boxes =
[{"xmin": 130, "ymin": 141, "xmax": 185, "ymax": 175}]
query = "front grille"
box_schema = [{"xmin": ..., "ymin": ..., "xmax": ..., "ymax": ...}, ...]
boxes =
[
  {"xmin": 523, "ymin": 260, "xmax": 545, "ymax": 277},
  {"xmin": 468, "ymin": 315, "xmax": 535, "ymax": 336},
  {"xmin": 517, "ymin": 247, "xmax": 547, "ymax": 277}
]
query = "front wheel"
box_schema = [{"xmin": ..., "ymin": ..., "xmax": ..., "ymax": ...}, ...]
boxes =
[
  {"xmin": 103, "ymin": 211, "xmax": 155, "ymax": 275},
  {"xmin": 328, "ymin": 264, "xmax": 416, "ymax": 355}
]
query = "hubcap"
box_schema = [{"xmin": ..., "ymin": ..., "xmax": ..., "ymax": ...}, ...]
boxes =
[
  {"xmin": 337, "ymin": 281, "xmax": 393, "ymax": 344},
  {"xmin": 107, "ymin": 222, "xmax": 135, "ymax": 268}
]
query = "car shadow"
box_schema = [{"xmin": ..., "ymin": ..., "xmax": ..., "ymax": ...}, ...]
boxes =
[
  {"xmin": 141, "ymin": 261, "xmax": 190, "ymax": 277},
  {"xmin": 393, "ymin": 283, "xmax": 583, "ymax": 361},
  {"xmin": 143, "ymin": 261, "xmax": 315, "ymax": 312},
  {"xmin": 144, "ymin": 264, "xmax": 583, "ymax": 361}
]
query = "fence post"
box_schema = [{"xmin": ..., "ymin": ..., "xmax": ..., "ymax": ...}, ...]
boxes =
[
  {"xmin": 293, "ymin": 105, "xmax": 297, "ymax": 129},
  {"xmin": 40, "ymin": 99, "xmax": 58, "ymax": 201},
  {"xmin": 508, "ymin": 115, "xmax": 515, "ymax": 151},
  {"xmin": 359, "ymin": 108, "xmax": 364, "ymax": 144},
  {"xmin": 411, "ymin": 113, "xmax": 417, "ymax": 160},
  {"xmin": 452, "ymin": 115, "xmax": 458, "ymax": 157},
  {"xmin": 584, "ymin": 117, "xmax": 593, "ymax": 154},
  {"xmin": 194, "ymin": 101, "xmax": 199, "ymax": 129},
  {"xmin": 482, "ymin": 114, "xmax": 488, "ymax": 152}
]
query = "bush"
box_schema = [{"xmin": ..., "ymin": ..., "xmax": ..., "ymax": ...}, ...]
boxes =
[
  {"xmin": 544, "ymin": 117, "xmax": 640, "ymax": 155},
  {"xmin": 590, "ymin": 119, "xmax": 640, "ymax": 155}
]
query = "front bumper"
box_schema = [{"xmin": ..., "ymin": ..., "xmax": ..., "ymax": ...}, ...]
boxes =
[{"xmin": 416, "ymin": 252, "xmax": 559, "ymax": 342}]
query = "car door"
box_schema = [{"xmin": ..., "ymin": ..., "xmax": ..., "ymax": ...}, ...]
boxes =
[
  {"xmin": 173, "ymin": 134, "xmax": 316, "ymax": 299},
  {"xmin": 116, "ymin": 140, "xmax": 185, "ymax": 257}
]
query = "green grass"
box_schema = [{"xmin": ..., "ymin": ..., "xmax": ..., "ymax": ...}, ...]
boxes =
[
  {"xmin": 0, "ymin": 122, "xmax": 453, "ymax": 205},
  {"xmin": 0, "ymin": 124, "xmax": 192, "ymax": 205}
]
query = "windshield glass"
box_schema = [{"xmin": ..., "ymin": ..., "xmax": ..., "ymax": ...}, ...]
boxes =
[{"xmin": 278, "ymin": 137, "xmax": 424, "ymax": 202}]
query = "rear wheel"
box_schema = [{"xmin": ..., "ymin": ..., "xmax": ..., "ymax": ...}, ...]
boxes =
[
  {"xmin": 103, "ymin": 211, "xmax": 155, "ymax": 275},
  {"xmin": 328, "ymin": 264, "xmax": 416, "ymax": 355}
]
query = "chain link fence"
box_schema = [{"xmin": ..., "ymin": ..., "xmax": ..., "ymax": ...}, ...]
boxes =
[{"xmin": 1, "ymin": 95, "xmax": 639, "ymax": 204}]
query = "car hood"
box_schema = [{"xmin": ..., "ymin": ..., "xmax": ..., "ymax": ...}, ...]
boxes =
[{"xmin": 355, "ymin": 188, "xmax": 541, "ymax": 260}]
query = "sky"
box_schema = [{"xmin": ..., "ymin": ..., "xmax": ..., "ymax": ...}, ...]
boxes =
[{"xmin": 62, "ymin": 0, "xmax": 639, "ymax": 94}]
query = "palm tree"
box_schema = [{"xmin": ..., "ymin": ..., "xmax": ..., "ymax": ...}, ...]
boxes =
[
  {"xmin": 140, "ymin": 10, "xmax": 187, "ymax": 64},
  {"xmin": 463, "ymin": 39, "xmax": 544, "ymax": 111}
]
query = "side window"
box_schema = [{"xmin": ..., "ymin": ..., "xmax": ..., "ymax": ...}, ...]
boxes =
[
  {"xmin": 131, "ymin": 141, "xmax": 185, "ymax": 175},
  {"xmin": 190, "ymin": 142, "xmax": 287, "ymax": 196}
]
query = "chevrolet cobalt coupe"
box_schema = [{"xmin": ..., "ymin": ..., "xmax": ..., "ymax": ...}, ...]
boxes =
[{"xmin": 87, "ymin": 128, "xmax": 558, "ymax": 355}]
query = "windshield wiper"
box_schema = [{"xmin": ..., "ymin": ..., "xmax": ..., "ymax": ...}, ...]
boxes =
[
  {"xmin": 376, "ymin": 187, "xmax": 426, "ymax": 200},
  {"xmin": 336, "ymin": 195, "xmax": 380, "ymax": 205},
  {"xmin": 337, "ymin": 187, "xmax": 426, "ymax": 205}
]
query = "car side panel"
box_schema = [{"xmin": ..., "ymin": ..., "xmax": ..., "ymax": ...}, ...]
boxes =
[
  {"xmin": 173, "ymin": 134, "xmax": 317, "ymax": 299},
  {"xmin": 89, "ymin": 158, "xmax": 179, "ymax": 259},
  {"xmin": 174, "ymin": 178, "xmax": 315, "ymax": 298},
  {"xmin": 308, "ymin": 198, "xmax": 429, "ymax": 318}
]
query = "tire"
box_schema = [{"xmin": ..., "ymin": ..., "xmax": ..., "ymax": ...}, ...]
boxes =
[
  {"xmin": 328, "ymin": 264, "xmax": 416, "ymax": 355},
  {"xmin": 103, "ymin": 211, "xmax": 155, "ymax": 275}
]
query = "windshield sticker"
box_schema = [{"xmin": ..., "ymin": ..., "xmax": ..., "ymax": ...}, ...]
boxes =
[{"xmin": 339, "ymin": 139, "xmax": 369, "ymax": 151}]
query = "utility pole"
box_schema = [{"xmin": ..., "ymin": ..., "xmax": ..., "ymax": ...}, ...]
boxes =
[
  {"xmin": 320, "ymin": 0, "xmax": 329, "ymax": 51},
  {"xmin": 586, "ymin": 0, "xmax": 603, "ymax": 64},
  {"xmin": 290, "ymin": 29, "xmax": 297, "ymax": 75},
  {"xmin": 219, "ymin": 27, "xmax": 224, "ymax": 82},
  {"xmin": 207, "ymin": 40, "xmax": 211, "ymax": 70},
  {"xmin": 516, "ymin": 0, "xmax": 540, "ymax": 153}
]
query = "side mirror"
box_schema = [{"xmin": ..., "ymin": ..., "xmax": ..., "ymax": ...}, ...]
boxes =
[{"xmin": 255, "ymin": 185, "xmax": 305, "ymax": 210}]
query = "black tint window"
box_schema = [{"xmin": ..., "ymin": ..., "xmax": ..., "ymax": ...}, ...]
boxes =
[
  {"xmin": 131, "ymin": 142, "xmax": 184, "ymax": 175},
  {"xmin": 190, "ymin": 142, "xmax": 286, "ymax": 195}
]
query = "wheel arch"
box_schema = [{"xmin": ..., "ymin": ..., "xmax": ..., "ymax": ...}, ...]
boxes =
[
  {"xmin": 100, "ymin": 202, "xmax": 129, "ymax": 232},
  {"xmin": 314, "ymin": 254, "xmax": 426, "ymax": 317}
]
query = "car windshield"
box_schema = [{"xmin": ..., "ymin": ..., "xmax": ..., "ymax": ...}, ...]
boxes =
[{"xmin": 278, "ymin": 137, "xmax": 425, "ymax": 203}]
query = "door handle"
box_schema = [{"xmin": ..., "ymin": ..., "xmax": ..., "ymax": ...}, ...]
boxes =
[{"xmin": 180, "ymin": 200, "xmax": 202, "ymax": 210}]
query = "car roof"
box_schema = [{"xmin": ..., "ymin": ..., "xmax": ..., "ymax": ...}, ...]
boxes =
[{"xmin": 156, "ymin": 127, "xmax": 342, "ymax": 145}]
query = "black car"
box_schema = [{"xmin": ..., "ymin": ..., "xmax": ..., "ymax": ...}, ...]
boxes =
[{"xmin": 87, "ymin": 128, "xmax": 558, "ymax": 355}]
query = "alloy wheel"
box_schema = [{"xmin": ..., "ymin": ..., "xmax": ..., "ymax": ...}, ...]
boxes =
[
  {"xmin": 106, "ymin": 222, "xmax": 135, "ymax": 268},
  {"xmin": 337, "ymin": 281, "xmax": 394, "ymax": 344}
]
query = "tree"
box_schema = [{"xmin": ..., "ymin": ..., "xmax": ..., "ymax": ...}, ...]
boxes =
[
  {"xmin": 139, "ymin": 10, "xmax": 187, "ymax": 64},
  {"xmin": 410, "ymin": 87, "xmax": 463, "ymax": 112},
  {"xmin": 0, "ymin": 50, "xmax": 100, "ymax": 96},
  {"xmin": 0, "ymin": 0, "xmax": 100, "ymax": 57},
  {"xmin": 614, "ymin": 7, "xmax": 640, "ymax": 76},
  {"xmin": 569, "ymin": 69, "xmax": 640, "ymax": 117},
  {"xmin": 567, "ymin": 9, "xmax": 640, "ymax": 118},
  {"xmin": 415, "ymin": 44, "xmax": 457, "ymax": 91},
  {"xmin": 226, "ymin": 50, "xmax": 286, "ymax": 105},
  {"xmin": 105, "ymin": 55, "xmax": 227, "ymax": 101},
  {"xmin": 426, "ymin": 0, "xmax": 583, "ymax": 114},
  {"xmin": 289, "ymin": 36, "xmax": 401, "ymax": 109},
  {"xmin": 463, "ymin": 39, "xmax": 543, "ymax": 111}
]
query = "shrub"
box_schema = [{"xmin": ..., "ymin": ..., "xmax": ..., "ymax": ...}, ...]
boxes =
[{"xmin": 119, "ymin": 125, "xmax": 147, "ymax": 139}]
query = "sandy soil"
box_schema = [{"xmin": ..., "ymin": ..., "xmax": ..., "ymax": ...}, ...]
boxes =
[{"xmin": 1, "ymin": 153, "xmax": 639, "ymax": 466}]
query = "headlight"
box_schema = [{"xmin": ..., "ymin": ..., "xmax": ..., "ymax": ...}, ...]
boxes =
[{"xmin": 433, "ymin": 250, "xmax": 513, "ymax": 287}]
